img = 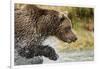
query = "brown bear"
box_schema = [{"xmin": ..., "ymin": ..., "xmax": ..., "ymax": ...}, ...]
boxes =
[{"xmin": 15, "ymin": 4, "xmax": 77, "ymax": 64}]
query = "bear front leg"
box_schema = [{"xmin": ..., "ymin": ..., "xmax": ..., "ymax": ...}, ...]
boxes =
[{"xmin": 18, "ymin": 44, "xmax": 59, "ymax": 61}]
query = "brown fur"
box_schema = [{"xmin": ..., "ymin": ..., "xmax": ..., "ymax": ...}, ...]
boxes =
[{"xmin": 15, "ymin": 4, "xmax": 77, "ymax": 61}]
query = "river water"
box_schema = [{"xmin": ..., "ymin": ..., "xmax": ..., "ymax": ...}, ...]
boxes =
[
  {"xmin": 43, "ymin": 50, "xmax": 94, "ymax": 64},
  {"xmin": 15, "ymin": 36, "xmax": 94, "ymax": 65}
]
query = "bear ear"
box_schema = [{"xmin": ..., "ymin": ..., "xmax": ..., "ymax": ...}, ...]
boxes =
[
  {"xmin": 59, "ymin": 12, "xmax": 64, "ymax": 21},
  {"xmin": 59, "ymin": 11, "xmax": 71, "ymax": 23},
  {"xmin": 59, "ymin": 12, "xmax": 68, "ymax": 21},
  {"xmin": 59, "ymin": 12, "xmax": 68, "ymax": 18}
]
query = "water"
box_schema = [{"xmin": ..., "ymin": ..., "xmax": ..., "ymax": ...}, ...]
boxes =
[
  {"xmin": 42, "ymin": 36, "xmax": 94, "ymax": 63},
  {"xmin": 43, "ymin": 50, "xmax": 94, "ymax": 63},
  {"xmin": 15, "ymin": 36, "xmax": 94, "ymax": 65}
]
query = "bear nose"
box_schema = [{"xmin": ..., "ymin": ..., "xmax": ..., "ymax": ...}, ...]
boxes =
[{"xmin": 72, "ymin": 36, "xmax": 77, "ymax": 42}]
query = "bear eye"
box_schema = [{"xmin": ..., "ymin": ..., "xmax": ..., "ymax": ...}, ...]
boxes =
[{"xmin": 65, "ymin": 27, "xmax": 71, "ymax": 32}]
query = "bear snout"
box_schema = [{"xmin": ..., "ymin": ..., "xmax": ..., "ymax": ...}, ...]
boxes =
[
  {"xmin": 66, "ymin": 35, "xmax": 77, "ymax": 43},
  {"xmin": 71, "ymin": 36, "xmax": 77, "ymax": 42},
  {"xmin": 65, "ymin": 31, "xmax": 77, "ymax": 43}
]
